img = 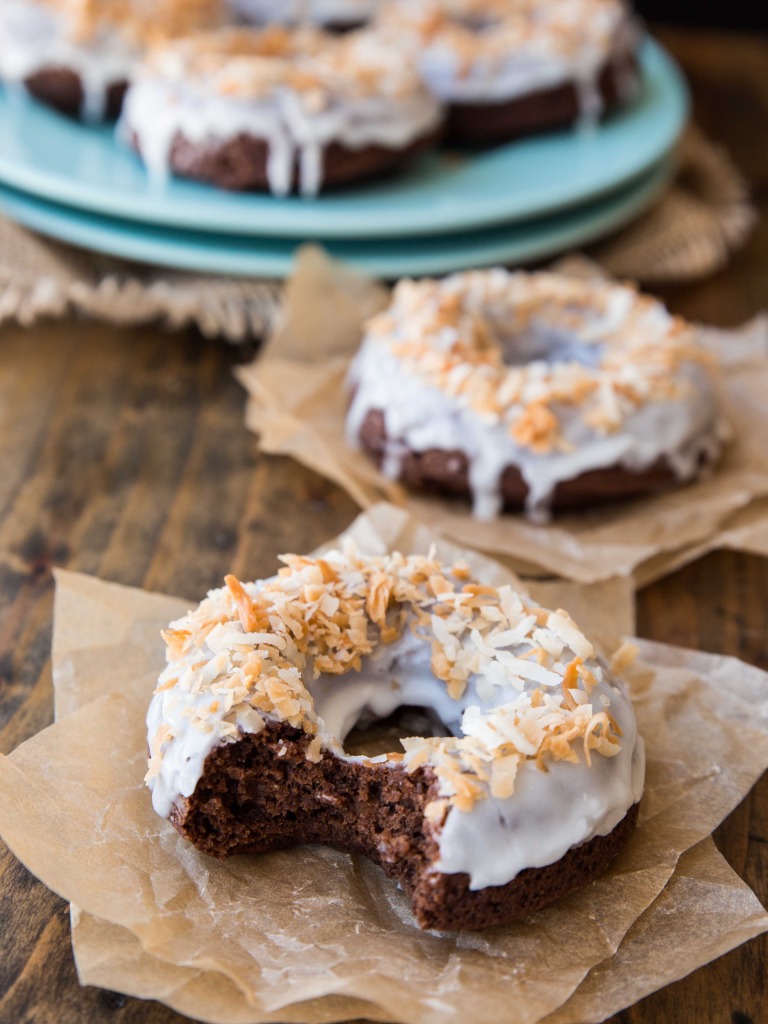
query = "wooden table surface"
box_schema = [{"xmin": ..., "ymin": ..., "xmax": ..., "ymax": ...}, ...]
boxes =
[{"xmin": 1, "ymin": 24, "xmax": 767, "ymax": 1024}]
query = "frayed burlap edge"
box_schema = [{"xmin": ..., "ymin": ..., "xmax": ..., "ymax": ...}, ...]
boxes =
[
  {"xmin": 0, "ymin": 126, "xmax": 754, "ymax": 343},
  {"xmin": 589, "ymin": 126, "xmax": 756, "ymax": 282},
  {"xmin": 0, "ymin": 219, "xmax": 282, "ymax": 342}
]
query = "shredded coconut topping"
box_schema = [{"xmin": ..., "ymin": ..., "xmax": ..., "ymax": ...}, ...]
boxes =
[
  {"xmin": 380, "ymin": 0, "xmax": 629, "ymax": 67},
  {"xmin": 142, "ymin": 24, "xmax": 428, "ymax": 103},
  {"xmin": 35, "ymin": 0, "xmax": 222, "ymax": 45},
  {"xmin": 360, "ymin": 270, "xmax": 713, "ymax": 455},
  {"xmin": 147, "ymin": 544, "xmax": 625, "ymax": 814}
]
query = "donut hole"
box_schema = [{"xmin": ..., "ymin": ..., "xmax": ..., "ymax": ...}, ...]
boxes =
[
  {"xmin": 497, "ymin": 322, "xmax": 602, "ymax": 368},
  {"xmin": 343, "ymin": 704, "xmax": 455, "ymax": 758},
  {"xmin": 455, "ymin": 12, "xmax": 502, "ymax": 32}
]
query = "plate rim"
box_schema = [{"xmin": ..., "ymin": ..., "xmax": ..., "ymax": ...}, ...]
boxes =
[
  {"xmin": 0, "ymin": 157, "xmax": 673, "ymax": 279},
  {"xmin": 0, "ymin": 37, "xmax": 687, "ymax": 240}
]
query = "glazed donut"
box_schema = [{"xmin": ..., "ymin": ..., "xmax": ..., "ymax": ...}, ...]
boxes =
[
  {"xmin": 121, "ymin": 26, "xmax": 443, "ymax": 196},
  {"xmin": 228, "ymin": 0, "xmax": 376, "ymax": 30},
  {"xmin": 377, "ymin": 0, "xmax": 641, "ymax": 144},
  {"xmin": 346, "ymin": 270, "xmax": 725, "ymax": 520},
  {"xmin": 146, "ymin": 544, "xmax": 644, "ymax": 931},
  {"xmin": 0, "ymin": 0, "xmax": 222, "ymax": 121}
]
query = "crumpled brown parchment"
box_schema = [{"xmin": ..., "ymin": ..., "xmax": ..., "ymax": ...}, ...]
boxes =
[{"xmin": 65, "ymin": 834, "xmax": 767, "ymax": 1024}]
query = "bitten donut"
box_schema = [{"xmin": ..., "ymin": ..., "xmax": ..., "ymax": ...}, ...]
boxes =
[
  {"xmin": 347, "ymin": 270, "xmax": 725, "ymax": 520},
  {"xmin": 0, "ymin": 0, "xmax": 221, "ymax": 122},
  {"xmin": 146, "ymin": 544, "xmax": 644, "ymax": 931},
  {"xmin": 378, "ymin": 0, "xmax": 640, "ymax": 144},
  {"xmin": 228, "ymin": 0, "xmax": 375, "ymax": 30},
  {"xmin": 121, "ymin": 26, "xmax": 443, "ymax": 196}
]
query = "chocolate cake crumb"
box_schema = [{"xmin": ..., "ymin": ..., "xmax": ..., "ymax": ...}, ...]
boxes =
[{"xmin": 170, "ymin": 720, "xmax": 639, "ymax": 931}]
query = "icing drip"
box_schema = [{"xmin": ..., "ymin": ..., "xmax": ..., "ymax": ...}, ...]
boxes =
[
  {"xmin": 121, "ymin": 28, "xmax": 443, "ymax": 197},
  {"xmin": 346, "ymin": 270, "xmax": 727, "ymax": 518},
  {"xmin": 574, "ymin": 64, "xmax": 604, "ymax": 133},
  {"xmin": 146, "ymin": 547, "xmax": 644, "ymax": 890}
]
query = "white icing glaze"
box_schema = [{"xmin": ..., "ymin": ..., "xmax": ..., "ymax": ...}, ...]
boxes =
[
  {"xmin": 346, "ymin": 270, "xmax": 726, "ymax": 519},
  {"xmin": 229, "ymin": 0, "xmax": 375, "ymax": 27},
  {"xmin": 305, "ymin": 626, "xmax": 644, "ymax": 890},
  {"xmin": 146, "ymin": 548, "xmax": 644, "ymax": 891},
  {"xmin": 437, "ymin": 735, "xmax": 644, "ymax": 888},
  {"xmin": 0, "ymin": 0, "xmax": 139, "ymax": 120},
  {"xmin": 121, "ymin": 28, "xmax": 443, "ymax": 197},
  {"xmin": 379, "ymin": 0, "xmax": 639, "ymax": 125}
]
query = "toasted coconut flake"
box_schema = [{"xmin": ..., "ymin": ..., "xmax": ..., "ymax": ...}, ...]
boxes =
[
  {"xmin": 366, "ymin": 571, "xmax": 394, "ymax": 625},
  {"xmin": 547, "ymin": 611, "xmax": 595, "ymax": 661},
  {"xmin": 154, "ymin": 675, "xmax": 178, "ymax": 693},
  {"xmin": 424, "ymin": 798, "xmax": 450, "ymax": 824},
  {"xmin": 610, "ymin": 640, "xmax": 640, "ymax": 675},
  {"xmin": 224, "ymin": 575, "xmax": 261, "ymax": 633},
  {"xmin": 152, "ymin": 545, "xmax": 626, "ymax": 815}
]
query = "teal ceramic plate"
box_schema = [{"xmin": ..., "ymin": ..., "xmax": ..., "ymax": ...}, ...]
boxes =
[
  {"xmin": 0, "ymin": 157, "xmax": 672, "ymax": 279},
  {"xmin": 0, "ymin": 38, "xmax": 686, "ymax": 240}
]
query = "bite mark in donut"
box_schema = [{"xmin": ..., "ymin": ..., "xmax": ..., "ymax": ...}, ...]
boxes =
[
  {"xmin": 147, "ymin": 547, "xmax": 644, "ymax": 931},
  {"xmin": 170, "ymin": 719, "xmax": 640, "ymax": 930}
]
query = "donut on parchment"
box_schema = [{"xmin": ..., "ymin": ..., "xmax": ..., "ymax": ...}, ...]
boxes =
[{"xmin": 146, "ymin": 545, "xmax": 644, "ymax": 931}]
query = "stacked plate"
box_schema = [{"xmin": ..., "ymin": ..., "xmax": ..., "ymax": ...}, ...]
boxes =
[{"xmin": 0, "ymin": 37, "xmax": 687, "ymax": 279}]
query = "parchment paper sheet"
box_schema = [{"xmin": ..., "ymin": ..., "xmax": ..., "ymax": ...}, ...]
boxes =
[
  {"xmin": 236, "ymin": 248, "xmax": 768, "ymax": 583},
  {"xmin": 65, "ymin": 835, "xmax": 767, "ymax": 1024},
  {"xmin": 0, "ymin": 506, "xmax": 767, "ymax": 1024},
  {"xmin": 633, "ymin": 494, "xmax": 768, "ymax": 587},
  {"xmin": 64, "ymin": 835, "xmax": 768, "ymax": 1024}
]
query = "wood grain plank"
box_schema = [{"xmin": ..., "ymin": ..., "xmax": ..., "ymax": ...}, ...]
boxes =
[{"xmin": 0, "ymin": 861, "xmax": 185, "ymax": 1024}]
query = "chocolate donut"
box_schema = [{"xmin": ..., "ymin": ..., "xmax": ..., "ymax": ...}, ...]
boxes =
[
  {"xmin": 378, "ymin": 0, "xmax": 642, "ymax": 145},
  {"xmin": 121, "ymin": 26, "xmax": 445, "ymax": 196},
  {"xmin": 0, "ymin": 0, "xmax": 221, "ymax": 121},
  {"xmin": 358, "ymin": 408, "xmax": 685, "ymax": 512},
  {"xmin": 146, "ymin": 547, "xmax": 644, "ymax": 931},
  {"xmin": 346, "ymin": 270, "xmax": 726, "ymax": 520}
]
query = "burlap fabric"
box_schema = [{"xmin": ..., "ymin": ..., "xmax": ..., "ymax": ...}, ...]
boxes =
[{"xmin": 0, "ymin": 127, "xmax": 754, "ymax": 343}]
